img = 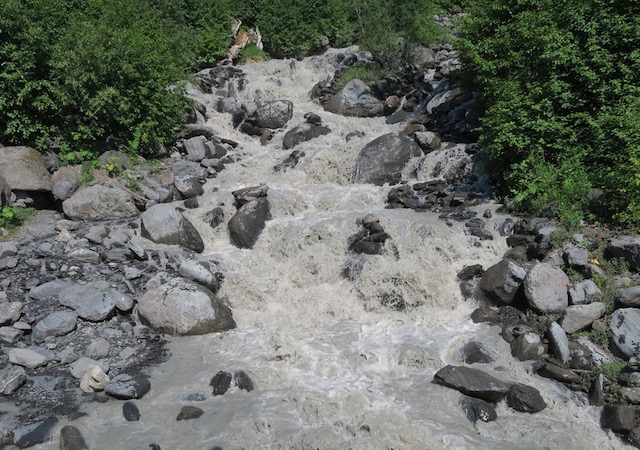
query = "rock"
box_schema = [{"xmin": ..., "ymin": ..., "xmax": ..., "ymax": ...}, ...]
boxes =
[
  {"xmin": 232, "ymin": 184, "xmax": 269, "ymax": 206},
  {"xmin": 606, "ymin": 237, "xmax": 640, "ymax": 271},
  {"xmin": 274, "ymin": 150, "xmax": 305, "ymax": 172},
  {"xmin": 69, "ymin": 357, "xmax": 109, "ymax": 379},
  {"xmin": 141, "ymin": 203, "xmax": 204, "ymax": 253},
  {"xmin": 0, "ymin": 173, "xmax": 11, "ymax": 206},
  {"xmin": 304, "ymin": 112, "xmax": 322, "ymax": 125},
  {"xmin": 352, "ymin": 133, "xmax": 422, "ymax": 186},
  {"xmin": 602, "ymin": 404, "xmax": 635, "ymax": 432},
  {"xmin": 59, "ymin": 425, "xmax": 89, "ymax": 450},
  {"xmin": 524, "ymin": 263, "xmax": 570, "ymax": 313},
  {"xmin": 63, "ymin": 184, "xmax": 139, "ymax": 221},
  {"xmin": 461, "ymin": 341, "xmax": 494, "ymax": 364},
  {"xmin": 174, "ymin": 176, "xmax": 204, "ymax": 199},
  {"xmin": 98, "ymin": 150, "xmax": 130, "ymax": 172},
  {"xmin": 32, "ymin": 311, "xmax": 77, "ymax": 343},
  {"xmin": 0, "ymin": 300, "xmax": 22, "ymax": 326},
  {"xmin": 8, "ymin": 348, "xmax": 49, "ymax": 369},
  {"xmin": 234, "ymin": 370, "xmax": 254, "ymax": 392},
  {"xmin": 618, "ymin": 286, "xmax": 640, "ymax": 307},
  {"xmin": 563, "ymin": 245, "xmax": 590, "ymax": 269},
  {"xmin": 138, "ymin": 275, "xmax": 235, "ymax": 336},
  {"xmin": 0, "ymin": 146, "xmax": 52, "ymax": 191},
  {"xmin": 105, "ymin": 374, "xmax": 151, "ymax": 400},
  {"xmin": 568, "ymin": 340, "xmax": 596, "ymax": 370},
  {"xmin": 426, "ymin": 86, "xmax": 468, "ymax": 115},
  {"xmin": 589, "ymin": 373, "xmax": 605, "ymax": 406},
  {"xmin": 179, "ymin": 260, "xmax": 222, "ymax": 293},
  {"xmin": 546, "ymin": 322, "xmax": 570, "ymax": 365},
  {"xmin": 414, "ymin": 131, "xmax": 441, "ymax": 153},
  {"xmin": 204, "ymin": 207, "xmax": 225, "ymax": 229},
  {"xmin": 177, "ymin": 406, "xmax": 204, "ymax": 420},
  {"xmin": 171, "ymin": 159, "xmax": 207, "ymax": 180},
  {"xmin": 479, "ymin": 259, "xmax": 527, "ymax": 305},
  {"xmin": 52, "ymin": 178, "xmax": 81, "ymax": 201},
  {"xmin": 86, "ymin": 338, "xmax": 110, "ymax": 359},
  {"xmin": 57, "ymin": 281, "xmax": 123, "ymax": 322},
  {"xmin": 123, "ymin": 401, "xmax": 141, "ymax": 421},
  {"xmin": 433, "ymin": 365, "xmax": 510, "ymax": 402},
  {"xmin": 183, "ymin": 136, "xmax": 213, "ymax": 161},
  {"xmin": 68, "ymin": 248, "xmax": 100, "ymax": 263},
  {"xmin": 0, "ymin": 365, "xmax": 26, "ymax": 395},
  {"xmin": 28, "ymin": 280, "xmax": 74, "ymax": 300},
  {"xmin": 324, "ymin": 79, "xmax": 384, "ymax": 117},
  {"xmin": 228, "ymin": 198, "xmax": 271, "ymax": 249},
  {"xmin": 560, "ymin": 303, "xmax": 605, "ymax": 333},
  {"xmin": 609, "ymin": 308, "xmax": 640, "ymax": 358},
  {"xmin": 210, "ymin": 371, "xmax": 233, "ymax": 396},
  {"xmin": 282, "ymin": 123, "xmax": 331, "ymax": 149},
  {"xmin": 621, "ymin": 387, "xmax": 640, "ymax": 405},
  {"xmin": 569, "ymin": 279, "xmax": 602, "ymax": 305},
  {"xmin": 252, "ymin": 100, "xmax": 293, "ymax": 129},
  {"xmin": 0, "ymin": 241, "xmax": 18, "ymax": 259},
  {"xmin": 14, "ymin": 416, "xmax": 58, "ymax": 449},
  {"xmin": 536, "ymin": 364, "xmax": 581, "ymax": 384},
  {"xmin": 511, "ymin": 332, "xmax": 546, "ymax": 361},
  {"xmin": 459, "ymin": 395, "xmax": 497, "ymax": 423},
  {"xmin": 506, "ymin": 383, "xmax": 547, "ymax": 413},
  {"xmin": 457, "ymin": 264, "xmax": 483, "ymax": 281},
  {"xmin": 80, "ymin": 365, "xmax": 110, "ymax": 393}
]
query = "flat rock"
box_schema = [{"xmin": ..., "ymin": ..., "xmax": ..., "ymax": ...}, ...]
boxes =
[
  {"xmin": 609, "ymin": 308, "xmax": 640, "ymax": 358},
  {"xmin": 14, "ymin": 416, "xmax": 58, "ymax": 449},
  {"xmin": 282, "ymin": 123, "xmax": 331, "ymax": 149},
  {"xmin": 57, "ymin": 281, "xmax": 122, "ymax": 322},
  {"xmin": 32, "ymin": 310, "xmax": 77, "ymax": 343},
  {"xmin": 59, "ymin": 425, "xmax": 89, "ymax": 450},
  {"xmin": 8, "ymin": 348, "xmax": 49, "ymax": 369},
  {"xmin": 63, "ymin": 184, "xmax": 139, "ymax": 221},
  {"xmin": 433, "ymin": 365, "xmax": 509, "ymax": 402},
  {"xmin": 179, "ymin": 260, "xmax": 222, "ymax": 293},
  {"xmin": 560, "ymin": 303, "xmax": 605, "ymax": 333},
  {"xmin": 524, "ymin": 263, "xmax": 570, "ymax": 313},
  {"xmin": 536, "ymin": 364, "xmax": 581, "ymax": 384},
  {"xmin": 141, "ymin": 203, "xmax": 204, "ymax": 253},
  {"xmin": 105, "ymin": 374, "xmax": 151, "ymax": 400},
  {"xmin": 506, "ymin": 383, "xmax": 547, "ymax": 413}
]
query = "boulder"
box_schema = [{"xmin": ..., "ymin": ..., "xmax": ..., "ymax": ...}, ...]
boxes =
[
  {"xmin": 32, "ymin": 311, "xmax": 78, "ymax": 343},
  {"xmin": 0, "ymin": 146, "xmax": 52, "ymax": 191},
  {"xmin": 433, "ymin": 365, "xmax": 510, "ymax": 402},
  {"xmin": 479, "ymin": 259, "xmax": 527, "ymax": 305},
  {"xmin": 97, "ymin": 150, "xmax": 130, "ymax": 172},
  {"xmin": 282, "ymin": 123, "xmax": 331, "ymax": 149},
  {"xmin": 138, "ymin": 275, "xmax": 235, "ymax": 336},
  {"xmin": 253, "ymin": 100, "xmax": 293, "ymax": 129},
  {"xmin": 546, "ymin": 322, "xmax": 570, "ymax": 365},
  {"xmin": 59, "ymin": 425, "xmax": 89, "ymax": 450},
  {"xmin": 52, "ymin": 178, "xmax": 81, "ymax": 201},
  {"xmin": 606, "ymin": 237, "xmax": 640, "ymax": 271},
  {"xmin": 524, "ymin": 263, "xmax": 570, "ymax": 313},
  {"xmin": 602, "ymin": 404, "xmax": 636, "ymax": 432},
  {"xmin": 461, "ymin": 341, "xmax": 494, "ymax": 364},
  {"xmin": 459, "ymin": 395, "xmax": 497, "ymax": 423},
  {"xmin": 57, "ymin": 281, "xmax": 125, "ymax": 322},
  {"xmin": 178, "ymin": 260, "xmax": 222, "ymax": 293},
  {"xmin": 173, "ymin": 176, "xmax": 204, "ymax": 198},
  {"xmin": 141, "ymin": 203, "xmax": 204, "ymax": 253},
  {"xmin": 171, "ymin": 159, "xmax": 207, "ymax": 180},
  {"xmin": 618, "ymin": 286, "xmax": 640, "ymax": 307},
  {"xmin": 569, "ymin": 279, "xmax": 602, "ymax": 305},
  {"xmin": 609, "ymin": 308, "xmax": 640, "ymax": 358},
  {"xmin": 563, "ymin": 245, "xmax": 590, "ymax": 269},
  {"xmin": 228, "ymin": 198, "xmax": 271, "ymax": 249},
  {"xmin": 8, "ymin": 348, "xmax": 49, "ymax": 369},
  {"xmin": 63, "ymin": 184, "xmax": 139, "ymax": 221},
  {"xmin": 560, "ymin": 303, "xmax": 605, "ymax": 333},
  {"xmin": 324, "ymin": 79, "xmax": 384, "ymax": 117},
  {"xmin": 506, "ymin": 383, "xmax": 546, "ymax": 413},
  {"xmin": 414, "ymin": 131, "xmax": 441, "ymax": 153},
  {"xmin": 510, "ymin": 332, "xmax": 546, "ymax": 361},
  {"xmin": 352, "ymin": 133, "xmax": 422, "ymax": 186},
  {"xmin": 0, "ymin": 174, "xmax": 12, "ymax": 206},
  {"xmin": 105, "ymin": 374, "xmax": 151, "ymax": 400}
]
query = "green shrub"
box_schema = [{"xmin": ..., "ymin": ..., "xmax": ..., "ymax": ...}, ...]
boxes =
[
  {"xmin": 239, "ymin": 44, "xmax": 271, "ymax": 64},
  {"xmin": 0, "ymin": 207, "xmax": 36, "ymax": 231},
  {"xmin": 332, "ymin": 65, "xmax": 389, "ymax": 92}
]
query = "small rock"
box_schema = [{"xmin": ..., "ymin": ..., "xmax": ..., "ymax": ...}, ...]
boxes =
[
  {"xmin": 176, "ymin": 406, "xmax": 204, "ymax": 421},
  {"xmin": 0, "ymin": 365, "xmax": 27, "ymax": 395},
  {"xmin": 123, "ymin": 401, "xmax": 141, "ymax": 421},
  {"xmin": 14, "ymin": 417, "xmax": 58, "ymax": 449},
  {"xmin": 461, "ymin": 341, "xmax": 494, "ymax": 364},
  {"xmin": 105, "ymin": 374, "xmax": 151, "ymax": 400},
  {"xmin": 8, "ymin": 348, "xmax": 49, "ymax": 369},
  {"xmin": 602, "ymin": 404, "xmax": 635, "ymax": 432},
  {"xmin": 459, "ymin": 395, "xmax": 497, "ymax": 423},
  {"xmin": 560, "ymin": 303, "xmax": 605, "ymax": 333},
  {"xmin": 59, "ymin": 425, "xmax": 89, "ymax": 450},
  {"xmin": 506, "ymin": 383, "xmax": 547, "ymax": 413},
  {"xmin": 234, "ymin": 370, "xmax": 254, "ymax": 392},
  {"xmin": 210, "ymin": 371, "xmax": 232, "ymax": 396},
  {"xmin": 80, "ymin": 365, "xmax": 110, "ymax": 393}
]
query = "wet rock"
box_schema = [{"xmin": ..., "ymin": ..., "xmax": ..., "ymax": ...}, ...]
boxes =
[
  {"xmin": 210, "ymin": 371, "xmax": 233, "ymax": 396},
  {"xmin": 433, "ymin": 365, "xmax": 509, "ymax": 402},
  {"xmin": 228, "ymin": 198, "xmax": 271, "ymax": 249},
  {"xmin": 536, "ymin": 363, "xmax": 581, "ymax": 384},
  {"xmin": 0, "ymin": 365, "xmax": 26, "ymax": 395},
  {"xmin": 506, "ymin": 383, "xmax": 546, "ymax": 413},
  {"xmin": 105, "ymin": 374, "xmax": 151, "ymax": 400},
  {"xmin": 123, "ymin": 401, "xmax": 141, "ymax": 421},
  {"xmin": 414, "ymin": 131, "xmax": 441, "ymax": 153},
  {"xmin": 138, "ymin": 275, "xmax": 235, "ymax": 336},
  {"xmin": 324, "ymin": 79, "xmax": 384, "ymax": 117},
  {"xmin": 601, "ymin": 404, "xmax": 635, "ymax": 432},
  {"xmin": 253, "ymin": 100, "xmax": 293, "ymax": 129},
  {"xmin": 304, "ymin": 112, "xmax": 322, "ymax": 125},
  {"xmin": 524, "ymin": 263, "xmax": 570, "ymax": 313},
  {"xmin": 470, "ymin": 306, "xmax": 499, "ymax": 324},
  {"xmin": 282, "ymin": 123, "xmax": 331, "ymax": 149},
  {"xmin": 59, "ymin": 425, "xmax": 89, "ymax": 450},
  {"xmin": 177, "ymin": 406, "xmax": 204, "ymax": 420},
  {"xmin": 141, "ymin": 204, "xmax": 204, "ymax": 253},
  {"xmin": 605, "ymin": 237, "xmax": 640, "ymax": 271},
  {"xmin": 204, "ymin": 207, "xmax": 225, "ymax": 229},
  {"xmin": 589, "ymin": 373, "xmax": 605, "ymax": 406},
  {"xmin": 179, "ymin": 260, "xmax": 222, "ymax": 293},
  {"xmin": 569, "ymin": 279, "xmax": 602, "ymax": 305},
  {"xmin": 479, "ymin": 259, "xmax": 527, "ymax": 305},
  {"xmin": 461, "ymin": 341, "xmax": 494, "ymax": 364},
  {"xmin": 32, "ymin": 311, "xmax": 77, "ymax": 343},
  {"xmin": 234, "ymin": 370, "xmax": 255, "ymax": 392},
  {"xmin": 609, "ymin": 308, "xmax": 640, "ymax": 358},
  {"xmin": 232, "ymin": 184, "xmax": 269, "ymax": 207},
  {"xmin": 0, "ymin": 146, "xmax": 52, "ymax": 192},
  {"xmin": 459, "ymin": 395, "xmax": 497, "ymax": 423},
  {"xmin": 352, "ymin": 133, "xmax": 422, "ymax": 186},
  {"xmin": 173, "ymin": 176, "xmax": 204, "ymax": 199},
  {"xmin": 57, "ymin": 281, "xmax": 123, "ymax": 322},
  {"xmin": 618, "ymin": 286, "xmax": 640, "ymax": 307},
  {"xmin": 63, "ymin": 184, "xmax": 139, "ymax": 221},
  {"xmin": 457, "ymin": 265, "xmax": 484, "ymax": 281},
  {"xmin": 8, "ymin": 348, "xmax": 49, "ymax": 369},
  {"xmin": 171, "ymin": 159, "xmax": 207, "ymax": 180},
  {"xmin": 510, "ymin": 332, "xmax": 546, "ymax": 361},
  {"xmin": 560, "ymin": 303, "xmax": 605, "ymax": 333},
  {"xmin": 274, "ymin": 150, "xmax": 305, "ymax": 172},
  {"xmin": 14, "ymin": 416, "xmax": 58, "ymax": 449},
  {"xmin": 546, "ymin": 322, "xmax": 570, "ymax": 365}
]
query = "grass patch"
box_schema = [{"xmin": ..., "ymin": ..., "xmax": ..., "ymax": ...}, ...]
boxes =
[
  {"xmin": 332, "ymin": 65, "xmax": 389, "ymax": 93},
  {"xmin": 239, "ymin": 44, "xmax": 270, "ymax": 64},
  {"xmin": 0, "ymin": 207, "xmax": 37, "ymax": 232}
]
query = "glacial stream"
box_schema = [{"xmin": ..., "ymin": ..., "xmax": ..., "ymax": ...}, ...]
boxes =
[{"xmin": 32, "ymin": 50, "xmax": 631, "ymax": 449}]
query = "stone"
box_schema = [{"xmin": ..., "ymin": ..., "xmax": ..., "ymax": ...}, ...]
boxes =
[
  {"xmin": 479, "ymin": 259, "xmax": 527, "ymax": 305},
  {"xmin": 228, "ymin": 198, "xmax": 271, "ymax": 249},
  {"xmin": 14, "ymin": 416, "xmax": 58, "ymax": 449},
  {"xmin": 324, "ymin": 79, "xmax": 384, "ymax": 117},
  {"xmin": 179, "ymin": 260, "xmax": 222, "ymax": 293},
  {"xmin": 0, "ymin": 301, "xmax": 22, "ymax": 326},
  {"xmin": 123, "ymin": 401, "xmax": 141, "ymax": 421},
  {"xmin": 68, "ymin": 248, "xmax": 100, "ymax": 263},
  {"xmin": 461, "ymin": 341, "xmax": 494, "ymax": 364},
  {"xmin": 0, "ymin": 365, "xmax": 26, "ymax": 395},
  {"xmin": 506, "ymin": 383, "xmax": 547, "ymax": 413},
  {"xmin": 457, "ymin": 264, "xmax": 484, "ymax": 281},
  {"xmin": 86, "ymin": 337, "xmax": 110, "ymax": 359},
  {"xmin": 59, "ymin": 425, "xmax": 89, "ymax": 450},
  {"xmin": 138, "ymin": 275, "xmax": 235, "ymax": 336},
  {"xmin": 210, "ymin": 371, "xmax": 233, "ymax": 396},
  {"xmin": 510, "ymin": 332, "xmax": 546, "ymax": 361},
  {"xmin": 563, "ymin": 245, "xmax": 590, "ymax": 269},
  {"xmin": 568, "ymin": 340, "xmax": 595, "ymax": 370},
  {"xmin": 32, "ymin": 311, "xmax": 78, "ymax": 343},
  {"xmin": 282, "ymin": 123, "xmax": 331, "ymax": 149},
  {"xmin": 205, "ymin": 207, "xmax": 225, "ymax": 229},
  {"xmin": 459, "ymin": 395, "xmax": 497, "ymax": 423},
  {"xmin": 560, "ymin": 303, "xmax": 605, "ymax": 333},
  {"xmin": 0, "ymin": 173, "xmax": 11, "ymax": 206},
  {"xmin": 0, "ymin": 146, "xmax": 52, "ymax": 191},
  {"xmin": 606, "ymin": 236, "xmax": 640, "ymax": 271},
  {"xmin": 414, "ymin": 131, "xmax": 441, "ymax": 153},
  {"xmin": 618, "ymin": 286, "xmax": 640, "ymax": 307},
  {"xmin": 589, "ymin": 373, "xmax": 605, "ymax": 406},
  {"xmin": 433, "ymin": 365, "xmax": 510, "ymax": 402},
  {"xmin": 234, "ymin": 370, "xmax": 254, "ymax": 392},
  {"xmin": 171, "ymin": 159, "xmax": 207, "ymax": 180},
  {"xmin": 0, "ymin": 241, "xmax": 18, "ymax": 258},
  {"xmin": 0, "ymin": 326, "xmax": 23, "ymax": 345},
  {"xmin": 174, "ymin": 176, "xmax": 204, "ymax": 199},
  {"xmin": 609, "ymin": 308, "xmax": 640, "ymax": 358},
  {"xmin": 63, "ymin": 184, "xmax": 139, "ymax": 221},
  {"xmin": 52, "ymin": 178, "xmax": 81, "ymax": 201},
  {"xmin": 253, "ymin": 100, "xmax": 293, "ymax": 128},
  {"xmin": 98, "ymin": 150, "xmax": 130, "ymax": 172},
  {"xmin": 569, "ymin": 279, "xmax": 602, "ymax": 305},
  {"xmin": 69, "ymin": 357, "xmax": 109, "ymax": 379},
  {"xmin": 141, "ymin": 203, "xmax": 204, "ymax": 253},
  {"xmin": 177, "ymin": 406, "xmax": 204, "ymax": 420},
  {"xmin": 352, "ymin": 133, "xmax": 422, "ymax": 186},
  {"xmin": 105, "ymin": 374, "xmax": 151, "ymax": 400},
  {"xmin": 536, "ymin": 364, "xmax": 581, "ymax": 384},
  {"xmin": 524, "ymin": 263, "xmax": 570, "ymax": 313},
  {"xmin": 8, "ymin": 348, "xmax": 49, "ymax": 369},
  {"xmin": 27, "ymin": 280, "xmax": 74, "ymax": 300},
  {"xmin": 546, "ymin": 322, "xmax": 570, "ymax": 365},
  {"xmin": 602, "ymin": 404, "xmax": 635, "ymax": 432},
  {"xmin": 80, "ymin": 365, "xmax": 110, "ymax": 393},
  {"xmin": 57, "ymin": 281, "xmax": 122, "ymax": 322}
]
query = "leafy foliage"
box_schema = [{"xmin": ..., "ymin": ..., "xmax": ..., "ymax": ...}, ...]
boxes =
[
  {"xmin": 458, "ymin": 0, "xmax": 640, "ymax": 226},
  {"xmin": 0, "ymin": 207, "xmax": 36, "ymax": 231}
]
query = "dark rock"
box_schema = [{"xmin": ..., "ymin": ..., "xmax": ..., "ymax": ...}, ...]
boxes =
[
  {"xmin": 479, "ymin": 259, "xmax": 527, "ymax": 305},
  {"xmin": 123, "ymin": 401, "xmax": 141, "ymax": 421},
  {"xmin": 15, "ymin": 416, "xmax": 58, "ymax": 449},
  {"xmin": 601, "ymin": 404, "xmax": 635, "ymax": 432},
  {"xmin": 589, "ymin": 373, "xmax": 605, "ymax": 406},
  {"xmin": 352, "ymin": 133, "xmax": 422, "ymax": 186},
  {"xmin": 141, "ymin": 204, "xmax": 204, "ymax": 253},
  {"xmin": 210, "ymin": 371, "xmax": 233, "ymax": 396},
  {"xmin": 232, "ymin": 184, "xmax": 269, "ymax": 207},
  {"xmin": 304, "ymin": 112, "xmax": 322, "ymax": 125},
  {"xmin": 59, "ymin": 425, "xmax": 89, "ymax": 450},
  {"xmin": 228, "ymin": 198, "xmax": 271, "ymax": 249},
  {"xmin": 461, "ymin": 341, "xmax": 494, "ymax": 364},
  {"xmin": 105, "ymin": 374, "xmax": 151, "ymax": 400},
  {"xmin": 536, "ymin": 364, "xmax": 581, "ymax": 384},
  {"xmin": 324, "ymin": 79, "xmax": 384, "ymax": 117},
  {"xmin": 183, "ymin": 197, "xmax": 200, "ymax": 209},
  {"xmin": 605, "ymin": 237, "xmax": 640, "ymax": 271},
  {"xmin": 174, "ymin": 176, "xmax": 204, "ymax": 199},
  {"xmin": 234, "ymin": 370, "xmax": 255, "ymax": 392},
  {"xmin": 253, "ymin": 100, "xmax": 294, "ymax": 129},
  {"xmin": 274, "ymin": 150, "xmax": 305, "ymax": 172},
  {"xmin": 511, "ymin": 332, "xmax": 546, "ymax": 361},
  {"xmin": 177, "ymin": 406, "xmax": 204, "ymax": 420},
  {"xmin": 459, "ymin": 395, "xmax": 497, "ymax": 423},
  {"xmin": 470, "ymin": 307, "xmax": 499, "ymax": 324},
  {"xmin": 506, "ymin": 383, "xmax": 546, "ymax": 413},
  {"xmin": 609, "ymin": 308, "xmax": 640, "ymax": 358},
  {"xmin": 433, "ymin": 365, "xmax": 510, "ymax": 402},
  {"xmin": 204, "ymin": 207, "xmax": 225, "ymax": 229},
  {"xmin": 457, "ymin": 264, "xmax": 483, "ymax": 281},
  {"xmin": 283, "ymin": 123, "xmax": 331, "ymax": 149}
]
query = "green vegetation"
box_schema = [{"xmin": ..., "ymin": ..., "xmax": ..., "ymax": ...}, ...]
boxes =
[
  {"xmin": 457, "ymin": 0, "xmax": 640, "ymax": 226},
  {"xmin": 332, "ymin": 65, "xmax": 389, "ymax": 93},
  {"xmin": 0, "ymin": 207, "xmax": 36, "ymax": 231}
]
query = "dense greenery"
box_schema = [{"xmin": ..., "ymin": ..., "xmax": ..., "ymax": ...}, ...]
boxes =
[{"xmin": 458, "ymin": 0, "xmax": 640, "ymax": 226}]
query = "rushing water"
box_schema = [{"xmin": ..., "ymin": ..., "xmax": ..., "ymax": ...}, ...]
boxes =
[{"xmin": 31, "ymin": 50, "xmax": 631, "ymax": 449}]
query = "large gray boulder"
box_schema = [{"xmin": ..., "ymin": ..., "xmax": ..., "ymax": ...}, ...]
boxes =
[
  {"xmin": 138, "ymin": 275, "xmax": 235, "ymax": 335},
  {"xmin": 606, "ymin": 237, "xmax": 640, "ymax": 271},
  {"xmin": 32, "ymin": 311, "xmax": 78, "ymax": 343},
  {"xmin": 0, "ymin": 146, "xmax": 52, "ymax": 191},
  {"xmin": 228, "ymin": 198, "xmax": 272, "ymax": 249},
  {"xmin": 253, "ymin": 100, "xmax": 293, "ymax": 129},
  {"xmin": 324, "ymin": 79, "xmax": 384, "ymax": 117},
  {"xmin": 141, "ymin": 203, "xmax": 204, "ymax": 253},
  {"xmin": 57, "ymin": 281, "xmax": 127, "ymax": 321},
  {"xmin": 609, "ymin": 308, "xmax": 640, "ymax": 358},
  {"xmin": 0, "ymin": 173, "xmax": 11, "ymax": 206},
  {"xmin": 171, "ymin": 159, "xmax": 207, "ymax": 180},
  {"xmin": 560, "ymin": 303, "xmax": 605, "ymax": 333},
  {"xmin": 63, "ymin": 184, "xmax": 139, "ymax": 221},
  {"xmin": 433, "ymin": 365, "xmax": 510, "ymax": 402},
  {"xmin": 479, "ymin": 259, "xmax": 527, "ymax": 305},
  {"xmin": 283, "ymin": 123, "xmax": 331, "ymax": 150},
  {"xmin": 352, "ymin": 133, "xmax": 422, "ymax": 186},
  {"xmin": 524, "ymin": 263, "xmax": 570, "ymax": 313},
  {"xmin": 618, "ymin": 286, "xmax": 640, "ymax": 307}
]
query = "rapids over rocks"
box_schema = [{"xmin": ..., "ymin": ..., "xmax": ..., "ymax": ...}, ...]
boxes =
[{"xmin": 20, "ymin": 49, "xmax": 632, "ymax": 449}]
